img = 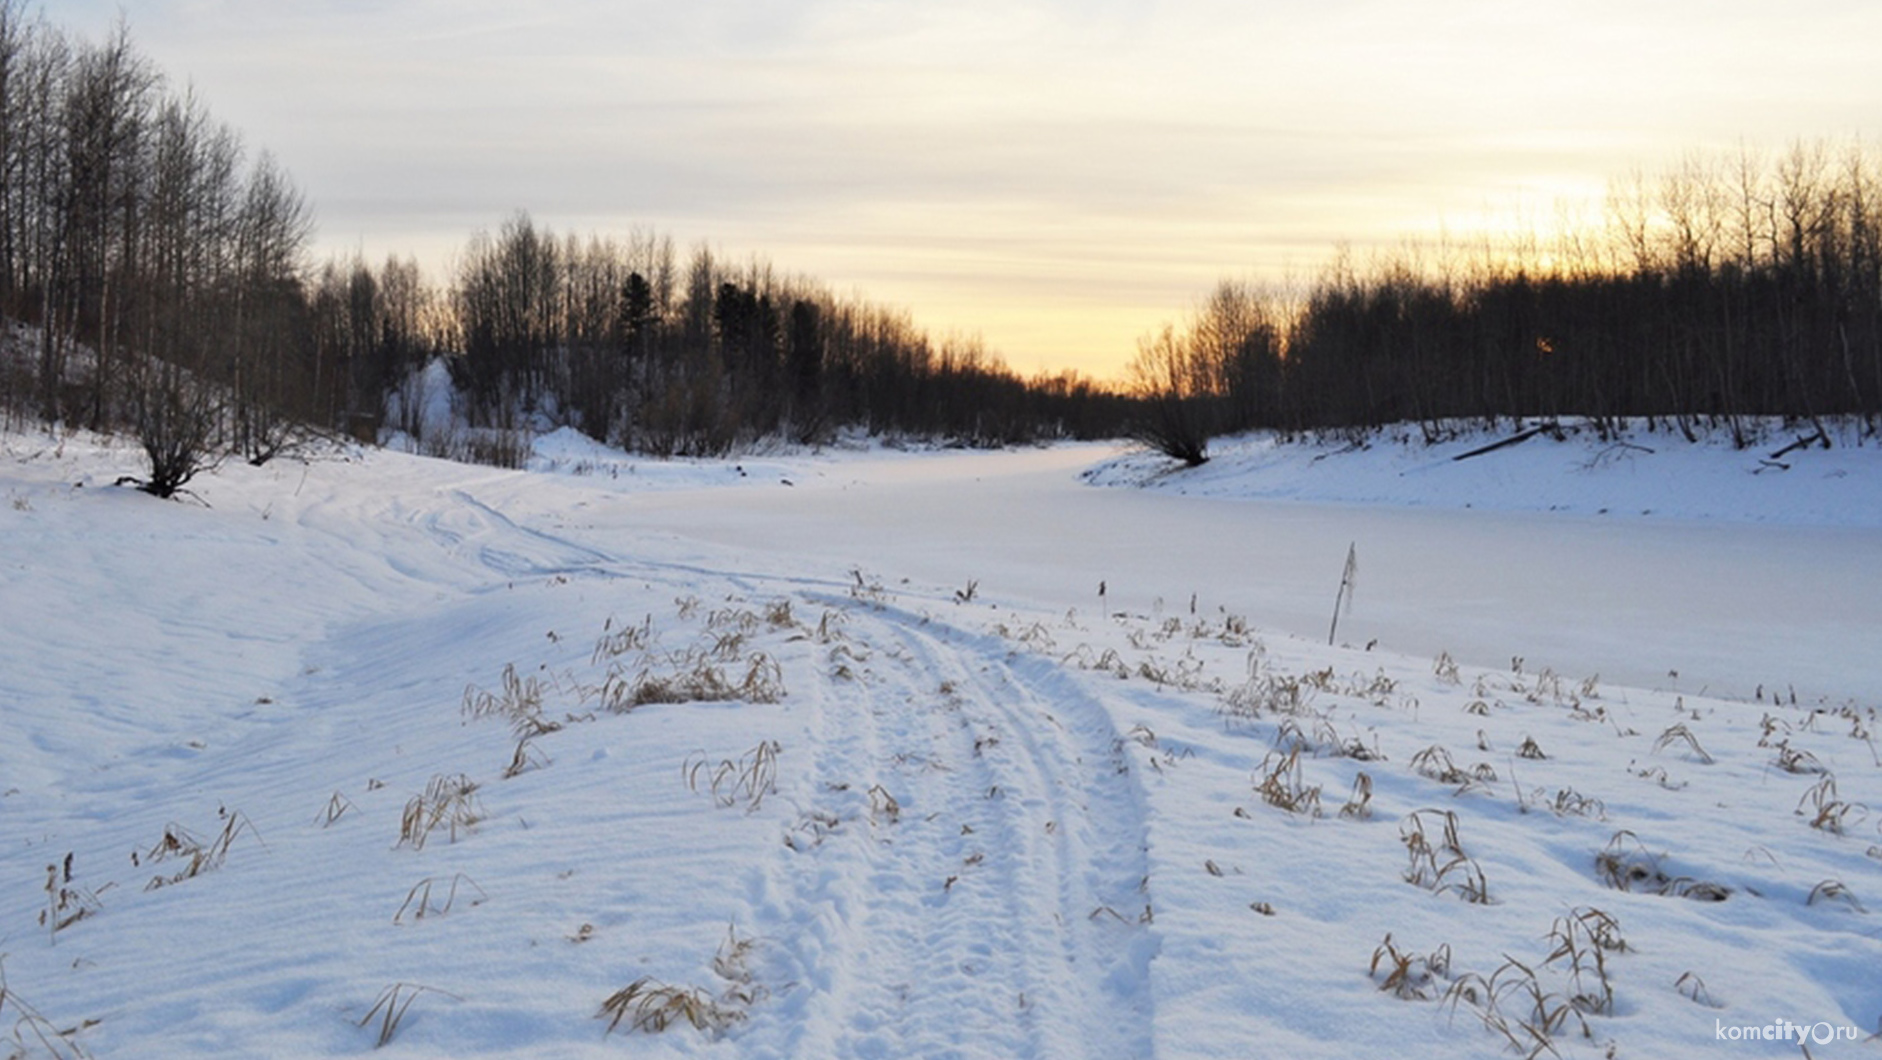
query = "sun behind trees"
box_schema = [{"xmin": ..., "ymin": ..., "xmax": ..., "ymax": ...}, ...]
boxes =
[{"xmin": 1130, "ymin": 140, "xmax": 1882, "ymax": 462}]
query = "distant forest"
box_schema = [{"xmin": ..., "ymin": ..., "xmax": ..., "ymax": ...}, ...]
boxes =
[
  {"xmin": 1130, "ymin": 143, "xmax": 1882, "ymax": 462},
  {"xmin": 1, "ymin": 5, "xmax": 1876, "ymax": 492}
]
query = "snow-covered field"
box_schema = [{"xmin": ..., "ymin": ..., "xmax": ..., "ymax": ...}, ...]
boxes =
[{"xmin": 2, "ymin": 424, "xmax": 1879, "ymax": 1058}]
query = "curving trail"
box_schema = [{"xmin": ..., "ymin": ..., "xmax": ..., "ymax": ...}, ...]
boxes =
[{"xmin": 759, "ymin": 599, "xmax": 1159, "ymax": 1060}]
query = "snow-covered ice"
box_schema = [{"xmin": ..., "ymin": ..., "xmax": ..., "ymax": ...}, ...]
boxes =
[{"xmin": 1, "ymin": 424, "xmax": 1878, "ymax": 1058}]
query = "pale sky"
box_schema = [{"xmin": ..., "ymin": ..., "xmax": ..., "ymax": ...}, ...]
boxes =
[{"xmin": 55, "ymin": 0, "xmax": 1882, "ymax": 378}]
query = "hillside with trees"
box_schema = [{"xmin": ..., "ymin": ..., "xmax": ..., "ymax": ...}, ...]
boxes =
[{"xmin": 0, "ymin": 5, "xmax": 1126, "ymax": 491}]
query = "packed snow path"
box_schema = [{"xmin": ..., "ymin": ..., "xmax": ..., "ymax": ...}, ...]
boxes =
[{"xmin": 761, "ymin": 600, "xmax": 1156, "ymax": 1059}]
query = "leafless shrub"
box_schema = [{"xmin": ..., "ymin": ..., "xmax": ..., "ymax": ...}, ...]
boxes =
[
  {"xmin": 459, "ymin": 427, "xmax": 531, "ymax": 469},
  {"xmin": 128, "ymin": 360, "xmax": 222, "ymax": 500},
  {"xmin": 1516, "ymin": 736, "xmax": 1547, "ymax": 760}
]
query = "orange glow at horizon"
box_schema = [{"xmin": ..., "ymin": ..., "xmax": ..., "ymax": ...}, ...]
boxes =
[{"xmin": 61, "ymin": 0, "xmax": 1879, "ymax": 383}]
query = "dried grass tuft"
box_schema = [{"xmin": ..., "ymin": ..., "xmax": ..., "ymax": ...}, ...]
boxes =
[
  {"xmin": 393, "ymin": 873, "xmax": 488, "ymax": 924},
  {"xmin": 462, "ymin": 663, "xmax": 562, "ymax": 738},
  {"xmin": 502, "ymin": 736, "xmax": 550, "ymax": 780},
  {"xmin": 1806, "ymin": 879, "xmax": 1866, "ymax": 913},
  {"xmin": 1544, "ymin": 909, "xmax": 1622, "ymax": 1016},
  {"xmin": 1254, "ymin": 747, "xmax": 1322, "ymax": 816},
  {"xmin": 592, "ymin": 650, "xmax": 786, "ymax": 712},
  {"xmin": 1400, "ymin": 809, "xmax": 1490, "ymax": 903},
  {"xmin": 359, "ymin": 982, "xmax": 459, "ymax": 1047},
  {"xmin": 1370, "ymin": 933, "xmax": 1453, "ymax": 1000},
  {"xmin": 317, "ymin": 791, "xmax": 356, "ymax": 827},
  {"xmin": 144, "ymin": 809, "xmax": 262, "ymax": 889},
  {"xmin": 39, "ymin": 854, "xmax": 104, "ymax": 944},
  {"xmin": 596, "ymin": 979, "xmax": 745, "ymax": 1037},
  {"xmin": 684, "ymin": 741, "xmax": 783, "ymax": 812},
  {"xmin": 591, "ymin": 615, "xmax": 653, "ymax": 663},
  {"xmin": 1651, "ymin": 723, "xmax": 1713, "ymax": 764},
  {"xmin": 1596, "ymin": 830, "xmax": 1729, "ymax": 901},
  {"xmin": 867, "ymin": 784, "xmax": 902, "ymax": 825},
  {"xmin": 1771, "ymin": 740, "xmax": 1827, "ymax": 775},
  {"xmin": 1339, "ymin": 772, "xmax": 1374, "ymax": 820},
  {"xmin": 1796, "ymin": 774, "xmax": 1868, "ymax": 835},
  {"xmin": 397, "ymin": 775, "xmax": 483, "ymax": 850},
  {"xmin": 1676, "ymin": 971, "xmax": 1720, "ymax": 1008},
  {"xmin": 1549, "ymin": 788, "xmax": 1607, "ymax": 820},
  {"xmin": 0, "ymin": 957, "xmax": 95, "ymax": 1059}
]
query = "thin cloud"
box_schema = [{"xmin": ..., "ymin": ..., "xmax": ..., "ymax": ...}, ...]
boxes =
[{"xmin": 57, "ymin": 0, "xmax": 1882, "ymax": 374}]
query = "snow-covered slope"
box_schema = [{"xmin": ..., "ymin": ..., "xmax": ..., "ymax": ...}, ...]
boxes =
[
  {"xmin": 1083, "ymin": 421, "xmax": 1882, "ymax": 526},
  {"xmin": 1, "ymin": 428, "xmax": 1877, "ymax": 1058}
]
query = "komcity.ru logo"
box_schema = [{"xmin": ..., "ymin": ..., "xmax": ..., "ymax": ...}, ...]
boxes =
[{"xmin": 1716, "ymin": 1019, "xmax": 1863, "ymax": 1045}]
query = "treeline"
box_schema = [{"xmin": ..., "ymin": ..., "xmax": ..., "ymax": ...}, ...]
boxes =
[
  {"xmin": 0, "ymin": 5, "xmax": 1126, "ymax": 483},
  {"xmin": 0, "ymin": 3, "xmax": 316, "ymax": 470},
  {"xmin": 1132, "ymin": 140, "xmax": 1882, "ymax": 461},
  {"xmin": 433, "ymin": 213, "xmax": 1128, "ymax": 456},
  {"xmin": 11, "ymin": 4, "xmax": 1877, "ymax": 482}
]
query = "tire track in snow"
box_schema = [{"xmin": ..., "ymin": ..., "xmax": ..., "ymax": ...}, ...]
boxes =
[{"xmin": 764, "ymin": 599, "xmax": 1157, "ymax": 1059}]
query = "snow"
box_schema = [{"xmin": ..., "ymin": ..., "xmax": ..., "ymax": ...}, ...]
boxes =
[
  {"xmin": 1082, "ymin": 422, "xmax": 1882, "ymax": 527},
  {"xmin": 2, "ymin": 424, "xmax": 1878, "ymax": 1058}
]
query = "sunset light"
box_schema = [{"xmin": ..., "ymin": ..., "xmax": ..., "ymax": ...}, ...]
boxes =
[{"xmin": 56, "ymin": 0, "xmax": 1881, "ymax": 377}]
